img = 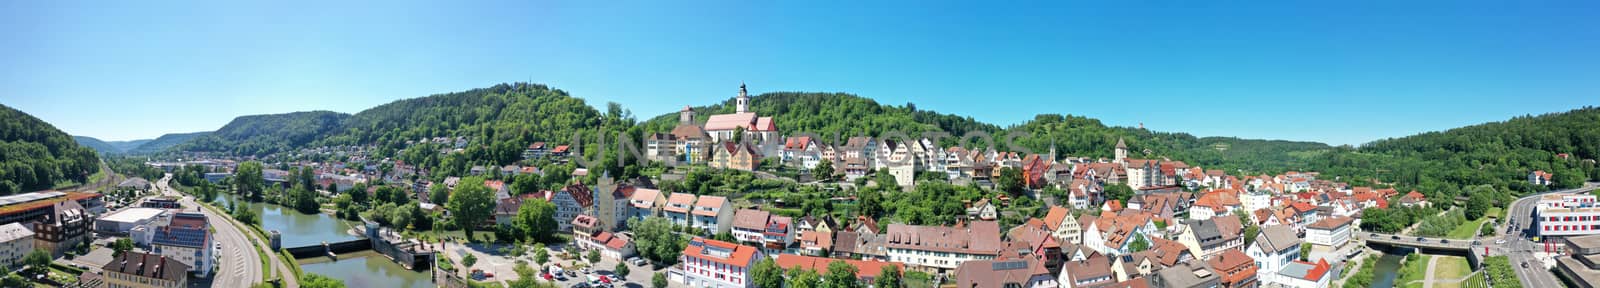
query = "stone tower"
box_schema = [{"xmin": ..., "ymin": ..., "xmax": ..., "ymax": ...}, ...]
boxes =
[
  {"xmin": 679, "ymin": 105, "xmax": 695, "ymax": 124},
  {"xmin": 1115, "ymin": 137, "xmax": 1128, "ymax": 163}
]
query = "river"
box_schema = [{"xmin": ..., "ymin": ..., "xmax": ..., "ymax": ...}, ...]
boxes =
[
  {"xmin": 214, "ymin": 193, "xmax": 434, "ymax": 288},
  {"xmin": 1369, "ymin": 248, "xmax": 1415, "ymax": 288}
]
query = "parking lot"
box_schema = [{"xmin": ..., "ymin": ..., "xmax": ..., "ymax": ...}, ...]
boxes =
[{"xmin": 533, "ymin": 253, "xmax": 665, "ymax": 288}]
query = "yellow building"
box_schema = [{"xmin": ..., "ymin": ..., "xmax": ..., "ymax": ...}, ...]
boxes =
[{"xmin": 102, "ymin": 251, "xmax": 189, "ymax": 288}]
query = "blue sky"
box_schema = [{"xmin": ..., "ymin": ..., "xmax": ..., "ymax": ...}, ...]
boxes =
[{"xmin": 3, "ymin": 1, "xmax": 1597, "ymax": 145}]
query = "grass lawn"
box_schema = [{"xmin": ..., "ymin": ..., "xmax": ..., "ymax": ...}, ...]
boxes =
[
  {"xmin": 1487, "ymin": 207, "xmax": 1503, "ymax": 219},
  {"xmin": 1395, "ymin": 254, "xmax": 1433, "ymax": 287},
  {"xmin": 1432, "ymin": 256, "xmax": 1471, "ymax": 288},
  {"xmin": 1460, "ymin": 272, "xmax": 1488, "ymax": 288},
  {"xmin": 1446, "ymin": 217, "xmax": 1490, "ymax": 239}
]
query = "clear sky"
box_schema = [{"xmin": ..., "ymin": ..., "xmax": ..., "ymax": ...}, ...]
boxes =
[{"xmin": 3, "ymin": 1, "xmax": 1597, "ymax": 145}]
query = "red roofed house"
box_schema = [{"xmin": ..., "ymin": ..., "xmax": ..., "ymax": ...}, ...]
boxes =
[
  {"xmin": 710, "ymin": 141, "xmax": 761, "ymax": 171},
  {"xmin": 1399, "ymin": 191, "xmax": 1429, "ymax": 208},
  {"xmin": 1276, "ymin": 259, "xmax": 1330, "ymax": 288},
  {"xmin": 1208, "ymin": 249, "xmax": 1259, "ymax": 288},
  {"xmin": 677, "ymin": 237, "xmax": 764, "ymax": 288},
  {"xmin": 1530, "ymin": 170, "xmax": 1554, "ymax": 186}
]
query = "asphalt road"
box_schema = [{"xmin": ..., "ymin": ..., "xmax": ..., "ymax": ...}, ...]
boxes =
[
  {"xmin": 156, "ymin": 174, "xmax": 263, "ymax": 288},
  {"xmin": 1499, "ymin": 183, "xmax": 1597, "ymax": 288}
]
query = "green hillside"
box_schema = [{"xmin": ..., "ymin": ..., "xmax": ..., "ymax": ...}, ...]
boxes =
[{"xmin": 0, "ymin": 104, "xmax": 101, "ymax": 194}]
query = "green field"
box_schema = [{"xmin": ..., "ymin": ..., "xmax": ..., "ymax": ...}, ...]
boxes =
[
  {"xmin": 1432, "ymin": 256, "xmax": 1472, "ymax": 288},
  {"xmin": 1395, "ymin": 254, "xmax": 1433, "ymax": 288}
]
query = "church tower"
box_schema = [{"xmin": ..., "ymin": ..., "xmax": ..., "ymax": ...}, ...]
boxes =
[
  {"xmin": 1114, "ymin": 138, "xmax": 1128, "ymax": 163},
  {"xmin": 735, "ymin": 82, "xmax": 750, "ymax": 113},
  {"xmin": 679, "ymin": 105, "xmax": 695, "ymax": 124}
]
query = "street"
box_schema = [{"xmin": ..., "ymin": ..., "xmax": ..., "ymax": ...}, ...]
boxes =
[
  {"xmin": 155, "ymin": 174, "xmax": 265, "ymax": 288},
  {"xmin": 1497, "ymin": 183, "xmax": 1597, "ymax": 288}
]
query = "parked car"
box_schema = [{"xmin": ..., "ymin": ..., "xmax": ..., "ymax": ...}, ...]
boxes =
[
  {"xmin": 1417, "ymin": 237, "xmax": 1426, "ymax": 241},
  {"xmin": 1496, "ymin": 239, "xmax": 1507, "ymax": 244},
  {"xmin": 1441, "ymin": 239, "xmax": 1450, "ymax": 244},
  {"xmin": 1392, "ymin": 235, "xmax": 1401, "ymax": 240}
]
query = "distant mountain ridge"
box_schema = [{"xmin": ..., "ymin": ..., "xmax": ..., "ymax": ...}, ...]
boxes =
[{"xmin": 73, "ymin": 136, "xmax": 153, "ymax": 154}]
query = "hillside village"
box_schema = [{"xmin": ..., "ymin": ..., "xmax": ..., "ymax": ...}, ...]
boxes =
[{"xmin": 109, "ymin": 84, "xmax": 1586, "ymax": 288}]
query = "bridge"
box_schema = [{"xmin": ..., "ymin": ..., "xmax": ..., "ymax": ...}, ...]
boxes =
[{"xmin": 1359, "ymin": 232, "xmax": 1485, "ymax": 268}]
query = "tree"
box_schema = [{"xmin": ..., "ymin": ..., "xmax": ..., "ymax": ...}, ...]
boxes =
[
  {"xmin": 429, "ymin": 183, "xmax": 450, "ymax": 205},
  {"xmin": 713, "ymin": 231, "xmax": 737, "ymax": 243},
  {"xmin": 652, "ymin": 272, "xmax": 668, "ymax": 288},
  {"xmin": 587, "ymin": 249, "xmax": 601, "ymax": 264},
  {"xmin": 751, "ymin": 258, "xmax": 785, "ymax": 288},
  {"xmin": 825, "ymin": 260, "xmax": 861, "ymax": 288},
  {"xmin": 462, "ymin": 253, "xmax": 478, "ymax": 268},
  {"xmin": 449, "ymin": 177, "xmax": 496, "ymax": 239},
  {"xmin": 235, "ymin": 161, "xmax": 265, "ymax": 201},
  {"xmin": 633, "ymin": 217, "xmax": 684, "ymax": 265},
  {"xmin": 534, "ymin": 243, "xmax": 549, "ymax": 264},
  {"xmin": 514, "ymin": 199, "xmax": 558, "ymax": 243},
  {"xmin": 813, "ymin": 159, "xmax": 835, "ymax": 182},
  {"xmin": 996, "ymin": 167, "xmax": 1024, "ymax": 195},
  {"xmin": 874, "ymin": 265, "xmax": 903, "ymax": 288},
  {"xmin": 857, "ymin": 187, "xmax": 884, "ymax": 219},
  {"xmin": 1465, "ymin": 188, "xmax": 1493, "ymax": 220},
  {"xmin": 1300, "ymin": 243, "xmax": 1313, "ymax": 261},
  {"xmin": 1128, "ymin": 233, "xmax": 1151, "ymax": 252},
  {"xmin": 301, "ymin": 273, "xmax": 348, "ymax": 288},
  {"xmin": 1105, "ymin": 183, "xmax": 1134, "ymax": 203},
  {"xmin": 615, "ymin": 262, "xmax": 631, "ymax": 277},
  {"xmin": 23, "ymin": 249, "xmax": 50, "ymax": 275},
  {"xmin": 787, "ymin": 267, "xmax": 822, "ymax": 288},
  {"xmin": 112, "ymin": 238, "xmax": 134, "ymax": 257}
]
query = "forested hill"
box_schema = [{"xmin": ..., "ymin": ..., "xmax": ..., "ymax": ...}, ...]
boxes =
[
  {"xmin": 1306, "ymin": 107, "xmax": 1600, "ymax": 200},
  {"xmin": 74, "ymin": 136, "xmax": 154, "ymax": 154},
  {"xmin": 173, "ymin": 111, "xmax": 350, "ymax": 156},
  {"xmin": 314, "ymin": 82, "xmax": 603, "ymax": 166},
  {"xmin": 0, "ymin": 104, "xmax": 100, "ymax": 194},
  {"xmin": 640, "ymin": 91, "xmax": 1002, "ymax": 141},
  {"xmin": 127, "ymin": 132, "xmax": 208, "ymax": 154},
  {"xmin": 73, "ymin": 136, "xmax": 121, "ymax": 154},
  {"xmin": 1007, "ymin": 114, "xmax": 1333, "ymax": 175}
]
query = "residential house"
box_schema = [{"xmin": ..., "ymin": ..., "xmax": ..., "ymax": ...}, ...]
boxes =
[
  {"xmin": 763, "ymin": 215, "xmax": 794, "ymax": 252},
  {"xmin": 150, "ymin": 212, "xmax": 213, "ymax": 276},
  {"xmin": 1176, "ymin": 216, "xmax": 1245, "ymax": 261},
  {"xmin": 33, "ymin": 199, "xmax": 88, "ymax": 257},
  {"xmin": 731, "ymin": 209, "xmax": 771, "ymax": 245},
  {"xmin": 783, "ymin": 136, "xmax": 823, "ymax": 169},
  {"xmin": 663, "ymin": 193, "xmax": 697, "ymax": 227},
  {"xmin": 1276, "ymin": 259, "xmax": 1331, "ymax": 288},
  {"xmin": 1149, "ymin": 262, "xmax": 1220, "ymax": 288},
  {"xmin": 0, "ymin": 223, "xmax": 33, "ymax": 269},
  {"xmin": 691, "ymin": 196, "xmax": 734, "ymax": 234},
  {"xmin": 671, "ymin": 106, "xmax": 712, "ymax": 164},
  {"xmin": 1043, "ymin": 206, "xmax": 1083, "ymax": 245},
  {"xmin": 103, "ymin": 251, "xmax": 190, "ymax": 288},
  {"xmin": 798, "ymin": 230, "xmax": 833, "ymax": 256},
  {"xmin": 969, "ymin": 198, "xmax": 1000, "ymax": 221},
  {"xmin": 628, "ymin": 187, "xmax": 666, "ymax": 224},
  {"xmin": 885, "ymin": 221, "xmax": 1006, "ymax": 275},
  {"xmin": 552, "ymin": 183, "xmax": 594, "ymax": 232},
  {"xmin": 1531, "ymin": 170, "xmax": 1554, "ymax": 186},
  {"xmin": 1398, "ymin": 191, "xmax": 1429, "ymax": 208},
  {"xmin": 711, "ymin": 141, "xmax": 761, "ymax": 171},
  {"xmin": 956, "ymin": 257, "xmax": 1059, "ymax": 288},
  {"xmin": 1305, "ymin": 216, "xmax": 1353, "ymax": 262},
  {"xmin": 1207, "ymin": 249, "xmax": 1259, "ymax": 288},
  {"xmin": 522, "ymin": 142, "xmax": 548, "ymax": 159},
  {"xmin": 1247, "ymin": 225, "xmax": 1302, "ymax": 285},
  {"xmin": 677, "ymin": 237, "xmax": 764, "ymax": 288},
  {"xmin": 1010, "ymin": 218, "xmax": 1065, "ymax": 274},
  {"xmin": 1060, "ymin": 253, "xmax": 1114, "ymax": 288}
]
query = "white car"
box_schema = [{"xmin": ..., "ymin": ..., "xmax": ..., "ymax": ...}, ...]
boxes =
[{"xmin": 1496, "ymin": 239, "xmax": 1507, "ymax": 244}]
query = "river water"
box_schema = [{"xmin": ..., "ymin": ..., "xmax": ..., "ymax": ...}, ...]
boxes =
[
  {"xmin": 1369, "ymin": 248, "xmax": 1414, "ymax": 288},
  {"xmin": 215, "ymin": 193, "xmax": 434, "ymax": 288}
]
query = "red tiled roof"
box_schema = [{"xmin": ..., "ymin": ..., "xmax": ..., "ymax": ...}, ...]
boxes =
[
  {"xmin": 774, "ymin": 254, "xmax": 902, "ymax": 279},
  {"xmin": 682, "ymin": 238, "xmax": 760, "ymax": 268}
]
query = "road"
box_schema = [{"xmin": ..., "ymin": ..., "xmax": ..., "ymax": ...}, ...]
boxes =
[
  {"xmin": 1498, "ymin": 183, "xmax": 1597, "ymax": 288},
  {"xmin": 155, "ymin": 174, "xmax": 274, "ymax": 288}
]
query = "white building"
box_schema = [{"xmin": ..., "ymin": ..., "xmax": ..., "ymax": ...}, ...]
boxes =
[
  {"xmin": 1248, "ymin": 225, "xmax": 1302, "ymax": 286},
  {"xmin": 691, "ymin": 196, "xmax": 733, "ymax": 234},
  {"xmin": 95, "ymin": 207, "xmax": 167, "ymax": 236},
  {"xmin": 0, "ymin": 223, "xmax": 34, "ymax": 269},
  {"xmin": 1535, "ymin": 194, "xmax": 1600, "ymax": 238},
  {"xmin": 1276, "ymin": 259, "xmax": 1332, "ymax": 288},
  {"xmin": 150, "ymin": 212, "xmax": 214, "ymax": 276},
  {"xmin": 678, "ymin": 237, "xmax": 763, "ymax": 288},
  {"xmin": 885, "ymin": 221, "xmax": 1004, "ymax": 275},
  {"xmin": 1305, "ymin": 216, "xmax": 1353, "ymax": 248}
]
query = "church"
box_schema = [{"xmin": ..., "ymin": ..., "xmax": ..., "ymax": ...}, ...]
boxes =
[{"xmin": 703, "ymin": 83, "xmax": 779, "ymax": 144}]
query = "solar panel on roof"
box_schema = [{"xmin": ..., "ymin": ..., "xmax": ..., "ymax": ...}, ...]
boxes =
[{"xmin": 991, "ymin": 261, "xmax": 1028, "ymax": 271}]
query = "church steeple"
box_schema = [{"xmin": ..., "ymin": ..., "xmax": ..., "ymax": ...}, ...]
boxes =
[
  {"xmin": 1114, "ymin": 137, "xmax": 1128, "ymax": 163},
  {"xmin": 736, "ymin": 82, "xmax": 749, "ymax": 113},
  {"xmin": 679, "ymin": 105, "xmax": 695, "ymax": 124}
]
